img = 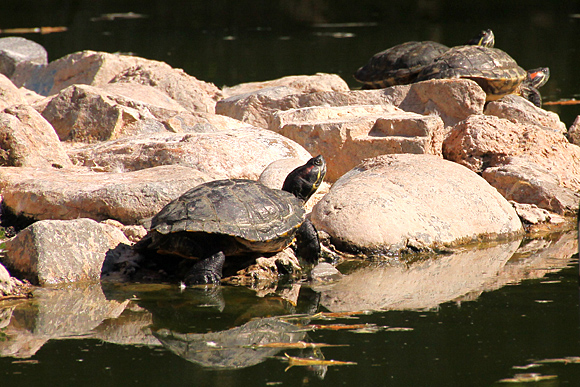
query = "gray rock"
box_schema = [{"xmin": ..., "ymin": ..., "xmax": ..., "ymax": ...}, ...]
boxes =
[
  {"xmin": 311, "ymin": 154, "xmax": 523, "ymax": 254},
  {"xmin": 0, "ymin": 165, "xmax": 210, "ymax": 224},
  {"xmin": 3, "ymin": 218, "xmax": 130, "ymax": 285},
  {"xmin": 309, "ymin": 262, "xmax": 343, "ymax": 284},
  {"xmin": 567, "ymin": 115, "xmax": 580, "ymax": 146},
  {"xmin": 0, "ymin": 37, "xmax": 47, "ymax": 79}
]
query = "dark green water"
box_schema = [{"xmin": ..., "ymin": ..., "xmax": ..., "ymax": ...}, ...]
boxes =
[
  {"xmin": 0, "ymin": 232, "xmax": 578, "ymax": 386},
  {"xmin": 0, "ymin": 2, "xmax": 579, "ymax": 386},
  {"xmin": 1, "ymin": 1, "xmax": 579, "ymax": 125}
]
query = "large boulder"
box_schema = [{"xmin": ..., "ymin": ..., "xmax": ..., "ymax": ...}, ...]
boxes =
[
  {"xmin": 66, "ymin": 129, "xmax": 312, "ymax": 179},
  {"xmin": 0, "ymin": 165, "xmax": 210, "ymax": 224},
  {"xmin": 12, "ymin": 50, "xmax": 220, "ymax": 113},
  {"xmin": 311, "ymin": 154, "xmax": 523, "ymax": 254},
  {"xmin": 216, "ymin": 78, "xmax": 485, "ymax": 129},
  {"xmin": 268, "ymin": 104, "xmax": 445, "ymax": 181},
  {"xmin": 110, "ymin": 61, "xmax": 222, "ymax": 113},
  {"xmin": 484, "ymin": 94, "xmax": 566, "ymax": 133},
  {"xmin": 0, "ymin": 104, "xmax": 72, "ymax": 168},
  {"xmin": 36, "ymin": 83, "xmax": 188, "ymax": 142},
  {"xmin": 0, "ymin": 73, "xmax": 27, "ymax": 110},
  {"xmin": 2, "ymin": 218, "xmax": 129, "ymax": 285},
  {"xmin": 221, "ymin": 73, "xmax": 349, "ymax": 99},
  {"xmin": 443, "ymin": 114, "xmax": 580, "ymax": 215}
]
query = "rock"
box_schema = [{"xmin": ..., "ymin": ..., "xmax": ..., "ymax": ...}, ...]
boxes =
[
  {"xmin": 311, "ymin": 154, "xmax": 523, "ymax": 254},
  {"xmin": 0, "ymin": 165, "xmax": 210, "ymax": 224},
  {"xmin": 319, "ymin": 239, "xmax": 522, "ymax": 311},
  {"xmin": 0, "ymin": 73, "xmax": 27, "ymax": 110},
  {"xmin": 12, "ymin": 50, "xmax": 153, "ymax": 96},
  {"xmin": 309, "ymin": 262, "xmax": 343, "ymax": 284},
  {"xmin": 66, "ymin": 130, "xmax": 312, "ymax": 179},
  {"xmin": 36, "ymin": 83, "xmax": 188, "ymax": 142},
  {"xmin": 258, "ymin": 157, "xmax": 305, "ymax": 189},
  {"xmin": 110, "ymin": 61, "xmax": 221, "ymax": 113},
  {"xmin": 221, "ymin": 73, "xmax": 349, "ymax": 99},
  {"xmin": 0, "ymin": 104, "xmax": 72, "ymax": 168},
  {"xmin": 484, "ymin": 94, "xmax": 566, "ymax": 133},
  {"xmin": 0, "ymin": 262, "xmax": 29, "ymax": 297},
  {"xmin": 0, "ymin": 37, "xmax": 47, "ymax": 79},
  {"xmin": 2, "ymin": 218, "xmax": 130, "ymax": 285},
  {"xmin": 567, "ymin": 115, "xmax": 580, "ymax": 146},
  {"xmin": 443, "ymin": 115, "xmax": 580, "ymax": 214},
  {"xmin": 269, "ymin": 104, "xmax": 445, "ymax": 181},
  {"xmin": 223, "ymin": 248, "xmax": 302, "ymax": 287},
  {"xmin": 216, "ymin": 78, "xmax": 485, "ymax": 129},
  {"xmin": 510, "ymin": 201, "xmax": 565, "ymax": 225},
  {"xmin": 483, "ymin": 159, "xmax": 580, "ymax": 215}
]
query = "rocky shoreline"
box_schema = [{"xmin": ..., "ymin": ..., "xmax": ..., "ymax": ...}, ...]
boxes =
[{"xmin": 0, "ymin": 36, "xmax": 578, "ymax": 293}]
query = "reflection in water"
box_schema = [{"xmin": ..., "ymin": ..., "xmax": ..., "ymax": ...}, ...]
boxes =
[
  {"xmin": 153, "ymin": 317, "xmax": 307, "ymax": 369},
  {"xmin": 0, "ymin": 231, "xmax": 575, "ymax": 381}
]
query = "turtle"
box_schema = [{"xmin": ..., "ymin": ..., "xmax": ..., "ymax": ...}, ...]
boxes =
[
  {"xmin": 519, "ymin": 67, "xmax": 550, "ymax": 107},
  {"xmin": 354, "ymin": 29, "xmax": 495, "ymax": 89},
  {"xmin": 135, "ymin": 155, "xmax": 327, "ymax": 285},
  {"xmin": 414, "ymin": 45, "xmax": 549, "ymax": 106}
]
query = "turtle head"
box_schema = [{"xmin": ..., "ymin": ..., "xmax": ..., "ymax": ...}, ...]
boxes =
[
  {"xmin": 282, "ymin": 155, "xmax": 326, "ymax": 203},
  {"xmin": 525, "ymin": 67, "xmax": 550, "ymax": 89},
  {"xmin": 466, "ymin": 29, "xmax": 495, "ymax": 48},
  {"xmin": 519, "ymin": 67, "xmax": 550, "ymax": 107}
]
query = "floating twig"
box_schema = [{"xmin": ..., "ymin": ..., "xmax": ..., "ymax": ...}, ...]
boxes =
[{"xmin": 0, "ymin": 26, "xmax": 67, "ymax": 35}]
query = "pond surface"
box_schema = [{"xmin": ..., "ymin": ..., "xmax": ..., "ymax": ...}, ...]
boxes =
[
  {"xmin": 0, "ymin": 231, "xmax": 578, "ymax": 386},
  {"xmin": 0, "ymin": 1, "xmax": 579, "ymax": 386}
]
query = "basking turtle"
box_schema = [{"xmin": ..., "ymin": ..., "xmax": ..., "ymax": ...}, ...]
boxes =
[
  {"xmin": 354, "ymin": 29, "xmax": 494, "ymax": 88},
  {"xmin": 520, "ymin": 67, "xmax": 550, "ymax": 107},
  {"xmin": 136, "ymin": 155, "xmax": 326, "ymax": 285},
  {"xmin": 415, "ymin": 45, "xmax": 548, "ymax": 106}
]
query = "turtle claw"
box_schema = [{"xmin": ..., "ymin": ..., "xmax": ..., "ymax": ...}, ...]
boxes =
[{"xmin": 184, "ymin": 251, "xmax": 225, "ymax": 285}]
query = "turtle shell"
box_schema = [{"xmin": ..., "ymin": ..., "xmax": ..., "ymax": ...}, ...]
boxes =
[
  {"xmin": 354, "ymin": 41, "xmax": 450, "ymax": 88},
  {"xmin": 415, "ymin": 45, "xmax": 527, "ymax": 100},
  {"xmin": 150, "ymin": 179, "xmax": 305, "ymax": 256}
]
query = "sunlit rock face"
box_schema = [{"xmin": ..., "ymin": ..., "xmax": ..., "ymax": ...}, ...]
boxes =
[{"xmin": 311, "ymin": 154, "xmax": 523, "ymax": 255}]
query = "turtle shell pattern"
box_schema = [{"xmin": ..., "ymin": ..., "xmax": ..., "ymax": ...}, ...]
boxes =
[
  {"xmin": 415, "ymin": 45, "xmax": 527, "ymax": 100},
  {"xmin": 354, "ymin": 41, "xmax": 449, "ymax": 88},
  {"xmin": 151, "ymin": 179, "xmax": 305, "ymax": 253}
]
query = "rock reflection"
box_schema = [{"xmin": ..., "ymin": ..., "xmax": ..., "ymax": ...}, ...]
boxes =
[
  {"xmin": 319, "ymin": 231, "xmax": 577, "ymax": 312},
  {"xmin": 153, "ymin": 317, "xmax": 307, "ymax": 369}
]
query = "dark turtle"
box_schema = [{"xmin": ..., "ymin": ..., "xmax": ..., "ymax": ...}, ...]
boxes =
[
  {"xmin": 354, "ymin": 29, "xmax": 494, "ymax": 88},
  {"xmin": 415, "ymin": 45, "xmax": 548, "ymax": 106},
  {"xmin": 136, "ymin": 155, "xmax": 327, "ymax": 285}
]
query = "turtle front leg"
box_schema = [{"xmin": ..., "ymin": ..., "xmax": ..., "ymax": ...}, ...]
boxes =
[
  {"xmin": 184, "ymin": 251, "xmax": 226, "ymax": 285},
  {"xmin": 294, "ymin": 219, "xmax": 321, "ymax": 263}
]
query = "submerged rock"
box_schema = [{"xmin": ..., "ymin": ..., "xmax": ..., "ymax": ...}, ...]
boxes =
[{"xmin": 311, "ymin": 154, "xmax": 523, "ymax": 254}]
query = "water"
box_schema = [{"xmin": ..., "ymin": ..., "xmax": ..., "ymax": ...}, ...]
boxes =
[
  {"xmin": 0, "ymin": 1, "xmax": 579, "ymax": 386},
  {"xmin": 0, "ymin": 231, "xmax": 578, "ymax": 386}
]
